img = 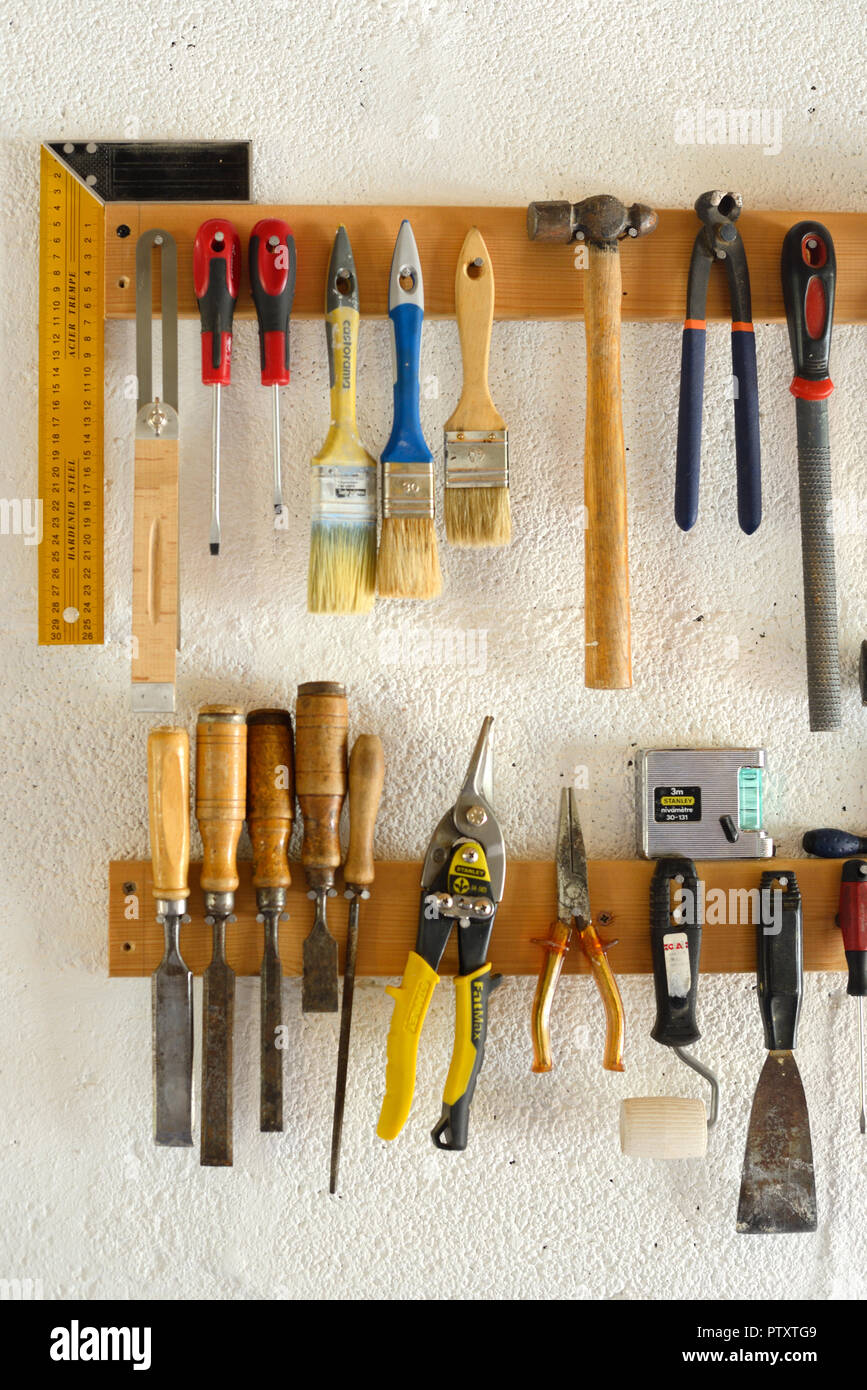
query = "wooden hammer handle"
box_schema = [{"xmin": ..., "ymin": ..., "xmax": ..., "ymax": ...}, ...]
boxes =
[
  {"xmin": 247, "ymin": 709, "xmax": 294, "ymax": 892},
  {"xmin": 584, "ymin": 244, "xmax": 632, "ymax": 690},
  {"xmin": 196, "ymin": 706, "xmax": 247, "ymax": 895},
  {"xmin": 295, "ymin": 682, "xmax": 348, "ymax": 882},
  {"xmin": 148, "ymin": 726, "xmax": 190, "ymax": 901},
  {"xmin": 344, "ymin": 734, "xmax": 385, "ymax": 890}
]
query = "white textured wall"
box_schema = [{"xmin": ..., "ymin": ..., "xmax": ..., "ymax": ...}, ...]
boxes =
[{"xmin": 3, "ymin": 0, "xmax": 867, "ymax": 1301}]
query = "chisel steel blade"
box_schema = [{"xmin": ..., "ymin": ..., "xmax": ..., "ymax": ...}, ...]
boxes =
[
  {"xmin": 152, "ymin": 920, "xmax": 193, "ymax": 1146},
  {"xmin": 201, "ymin": 948, "xmax": 235, "ymax": 1166},
  {"xmin": 260, "ymin": 913, "xmax": 283, "ymax": 1132},
  {"xmin": 302, "ymin": 892, "xmax": 339, "ymax": 1013},
  {"xmin": 737, "ymin": 1051, "xmax": 817, "ymax": 1234}
]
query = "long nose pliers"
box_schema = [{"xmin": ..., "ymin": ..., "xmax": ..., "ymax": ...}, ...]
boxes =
[
  {"xmin": 377, "ymin": 716, "xmax": 505, "ymax": 1151},
  {"xmin": 675, "ymin": 190, "xmax": 761, "ymax": 534}
]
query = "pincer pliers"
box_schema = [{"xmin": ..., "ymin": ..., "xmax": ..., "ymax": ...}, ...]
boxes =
[
  {"xmin": 377, "ymin": 716, "xmax": 505, "ymax": 1151},
  {"xmin": 531, "ymin": 787, "xmax": 625, "ymax": 1074},
  {"xmin": 675, "ymin": 190, "xmax": 761, "ymax": 534}
]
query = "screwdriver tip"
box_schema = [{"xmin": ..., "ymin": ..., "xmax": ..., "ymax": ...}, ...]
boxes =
[{"xmin": 210, "ymin": 542, "xmax": 220, "ymax": 556}]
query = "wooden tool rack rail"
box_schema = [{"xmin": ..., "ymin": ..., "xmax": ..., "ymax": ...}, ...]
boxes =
[
  {"xmin": 106, "ymin": 205, "xmax": 867, "ymax": 322},
  {"xmin": 106, "ymin": 202, "xmax": 864, "ymax": 980},
  {"xmin": 110, "ymin": 858, "xmax": 851, "ymax": 978}
]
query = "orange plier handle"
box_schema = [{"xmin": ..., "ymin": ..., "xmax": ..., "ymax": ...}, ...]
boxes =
[{"xmin": 531, "ymin": 918, "xmax": 625, "ymax": 1074}]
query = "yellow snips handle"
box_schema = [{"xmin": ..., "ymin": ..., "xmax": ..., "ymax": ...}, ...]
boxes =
[
  {"xmin": 376, "ymin": 951, "xmax": 439, "ymax": 1141},
  {"xmin": 442, "ymin": 963, "xmax": 492, "ymax": 1104}
]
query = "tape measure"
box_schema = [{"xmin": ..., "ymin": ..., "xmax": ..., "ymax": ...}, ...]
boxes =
[{"xmin": 38, "ymin": 144, "xmax": 104, "ymax": 644}]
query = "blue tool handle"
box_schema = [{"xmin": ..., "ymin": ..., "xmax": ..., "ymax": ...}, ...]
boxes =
[
  {"xmin": 382, "ymin": 302, "xmax": 433, "ymax": 464},
  {"xmin": 731, "ymin": 328, "xmax": 762, "ymax": 534},
  {"xmin": 802, "ymin": 828, "xmax": 867, "ymax": 858},
  {"xmin": 675, "ymin": 325, "xmax": 705, "ymax": 531}
]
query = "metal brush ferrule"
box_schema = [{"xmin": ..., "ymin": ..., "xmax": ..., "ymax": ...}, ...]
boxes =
[
  {"xmin": 310, "ymin": 464, "xmax": 376, "ymax": 524},
  {"xmin": 381, "ymin": 460, "xmax": 435, "ymax": 518},
  {"xmin": 444, "ymin": 431, "xmax": 509, "ymax": 490}
]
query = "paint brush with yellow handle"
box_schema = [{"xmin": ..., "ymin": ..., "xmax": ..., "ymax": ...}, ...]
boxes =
[
  {"xmin": 444, "ymin": 227, "xmax": 511, "ymax": 547},
  {"xmin": 308, "ymin": 226, "xmax": 377, "ymax": 613}
]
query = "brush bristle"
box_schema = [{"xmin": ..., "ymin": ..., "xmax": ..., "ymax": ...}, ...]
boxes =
[
  {"xmin": 444, "ymin": 487, "xmax": 512, "ymax": 547},
  {"xmin": 377, "ymin": 517, "xmax": 442, "ymax": 599},
  {"xmin": 308, "ymin": 523, "xmax": 376, "ymax": 614}
]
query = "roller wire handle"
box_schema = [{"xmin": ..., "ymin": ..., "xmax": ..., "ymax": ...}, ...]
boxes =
[
  {"xmin": 295, "ymin": 682, "xmax": 348, "ymax": 1013},
  {"xmin": 330, "ymin": 734, "xmax": 385, "ymax": 1193},
  {"xmin": 148, "ymin": 726, "xmax": 193, "ymax": 1146},
  {"xmin": 782, "ymin": 221, "xmax": 841, "ymax": 731},
  {"xmin": 650, "ymin": 856, "xmax": 718, "ymax": 1125},
  {"xmin": 196, "ymin": 705, "xmax": 247, "ymax": 1166},
  {"xmin": 247, "ymin": 709, "xmax": 294, "ymax": 1133}
]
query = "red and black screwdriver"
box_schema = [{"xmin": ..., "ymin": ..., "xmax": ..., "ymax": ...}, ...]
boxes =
[
  {"xmin": 838, "ymin": 860, "xmax": 867, "ymax": 1134},
  {"xmin": 249, "ymin": 219, "xmax": 296, "ymax": 527},
  {"xmin": 194, "ymin": 219, "xmax": 241, "ymax": 556}
]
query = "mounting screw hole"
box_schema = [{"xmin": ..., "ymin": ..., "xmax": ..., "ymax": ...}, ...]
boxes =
[
  {"xmin": 62, "ymin": 606, "xmax": 79, "ymax": 624},
  {"xmin": 116, "ymin": 224, "xmax": 131, "ymax": 239}
]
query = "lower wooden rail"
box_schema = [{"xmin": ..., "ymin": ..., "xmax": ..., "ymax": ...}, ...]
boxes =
[{"xmin": 109, "ymin": 859, "xmax": 849, "ymax": 978}]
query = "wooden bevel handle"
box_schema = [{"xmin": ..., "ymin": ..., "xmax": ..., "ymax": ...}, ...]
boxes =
[
  {"xmin": 131, "ymin": 437, "xmax": 179, "ymax": 687},
  {"xmin": 295, "ymin": 682, "xmax": 348, "ymax": 877},
  {"xmin": 583, "ymin": 244, "xmax": 632, "ymax": 690},
  {"xmin": 344, "ymin": 734, "xmax": 385, "ymax": 889},
  {"xmin": 246, "ymin": 709, "xmax": 294, "ymax": 891},
  {"xmin": 444, "ymin": 226, "xmax": 505, "ymax": 434},
  {"xmin": 148, "ymin": 726, "xmax": 190, "ymax": 900},
  {"xmin": 195, "ymin": 706, "xmax": 247, "ymax": 895}
]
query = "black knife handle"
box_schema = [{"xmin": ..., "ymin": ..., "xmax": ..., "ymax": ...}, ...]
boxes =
[
  {"xmin": 650, "ymin": 856, "xmax": 702, "ymax": 1048},
  {"xmin": 756, "ymin": 870, "xmax": 803, "ymax": 1051}
]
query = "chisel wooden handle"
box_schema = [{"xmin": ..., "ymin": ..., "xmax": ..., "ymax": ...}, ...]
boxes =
[
  {"xmin": 295, "ymin": 682, "xmax": 348, "ymax": 887},
  {"xmin": 196, "ymin": 706, "xmax": 247, "ymax": 895},
  {"xmin": 247, "ymin": 709, "xmax": 294, "ymax": 891},
  {"xmin": 344, "ymin": 734, "xmax": 385, "ymax": 891},
  {"xmin": 445, "ymin": 227, "xmax": 505, "ymax": 434},
  {"xmin": 132, "ymin": 437, "xmax": 179, "ymax": 690},
  {"xmin": 584, "ymin": 244, "xmax": 631, "ymax": 690},
  {"xmin": 148, "ymin": 727, "xmax": 190, "ymax": 901}
]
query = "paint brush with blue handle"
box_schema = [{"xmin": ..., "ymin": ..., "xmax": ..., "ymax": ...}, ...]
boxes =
[{"xmin": 378, "ymin": 220, "xmax": 442, "ymax": 599}]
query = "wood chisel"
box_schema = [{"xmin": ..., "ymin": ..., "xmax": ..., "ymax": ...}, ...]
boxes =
[
  {"xmin": 330, "ymin": 734, "xmax": 385, "ymax": 1193},
  {"xmin": 194, "ymin": 220, "xmax": 241, "ymax": 556},
  {"xmin": 444, "ymin": 226, "xmax": 511, "ymax": 547},
  {"xmin": 196, "ymin": 705, "xmax": 247, "ymax": 1166},
  {"xmin": 131, "ymin": 229, "xmax": 179, "ymax": 714},
  {"xmin": 837, "ymin": 860, "xmax": 867, "ymax": 1134},
  {"xmin": 295, "ymin": 683, "xmax": 348, "ymax": 1013},
  {"xmin": 249, "ymin": 219, "xmax": 296, "ymax": 526},
  {"xmin": 247, "ymin": 708, "xmax": 295, "ymax": 1133},
  {"xmin": 737, "ymin": 871, "xmax": 817, "ymax": 1232},
  {"xmin": 782, "ymin": 221, "xmax": 841, "ymax": 731},
  {"xmin": 148, "ymin": 727, "xmax": 193, "ymax": 1146}
]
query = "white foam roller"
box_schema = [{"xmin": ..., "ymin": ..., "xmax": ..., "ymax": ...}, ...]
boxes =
[{"xmin": 619, "ymin": 1096, "xmax": 708, "ymax": 1158}]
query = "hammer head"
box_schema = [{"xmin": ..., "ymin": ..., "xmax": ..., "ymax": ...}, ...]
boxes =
[{"xmin": 527, "ymin": 194, "xmax": 657, "ymax": 247}]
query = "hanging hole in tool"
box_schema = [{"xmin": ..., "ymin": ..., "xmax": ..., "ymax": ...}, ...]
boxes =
[
  {"xmin": 335, "ymin": 270, "xmax": 354, "ymax": 296},
  {"xmin": 801, "ymin": 234, "xmax": 827, "ymax": 268},
  {"xmin": 211, "ymin": 232, "xmax": 225, "ymax": 251},
  {"xmin": 266, "ymin": 235, "xmax": 280, "ymax": 252},
  {"xmin": 62, "ymin": 606, "xmax": 79, "ymax": 623},
  {"xmin": 466, "ymin": 257, "xmax": 485, "ymax": 279},
  {"xmin": 398, "ymin": 266, "xmax": 416, "ymax": 292},
  {"xmin": 85, "ymin": 174, "xmax": 97, "ymax": 186},
  {"xmin": 86, "ymin": 141, "xmax": 97, "ymax": 154}
]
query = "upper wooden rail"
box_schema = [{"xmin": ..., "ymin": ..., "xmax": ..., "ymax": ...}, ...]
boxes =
[
  {"xmin": 110, "ymin": 858, "xmax": 850, "ymax": 978},
  {"xmin": 105, "ymin": 205, "xmax": 867, "ymax": 323}
]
